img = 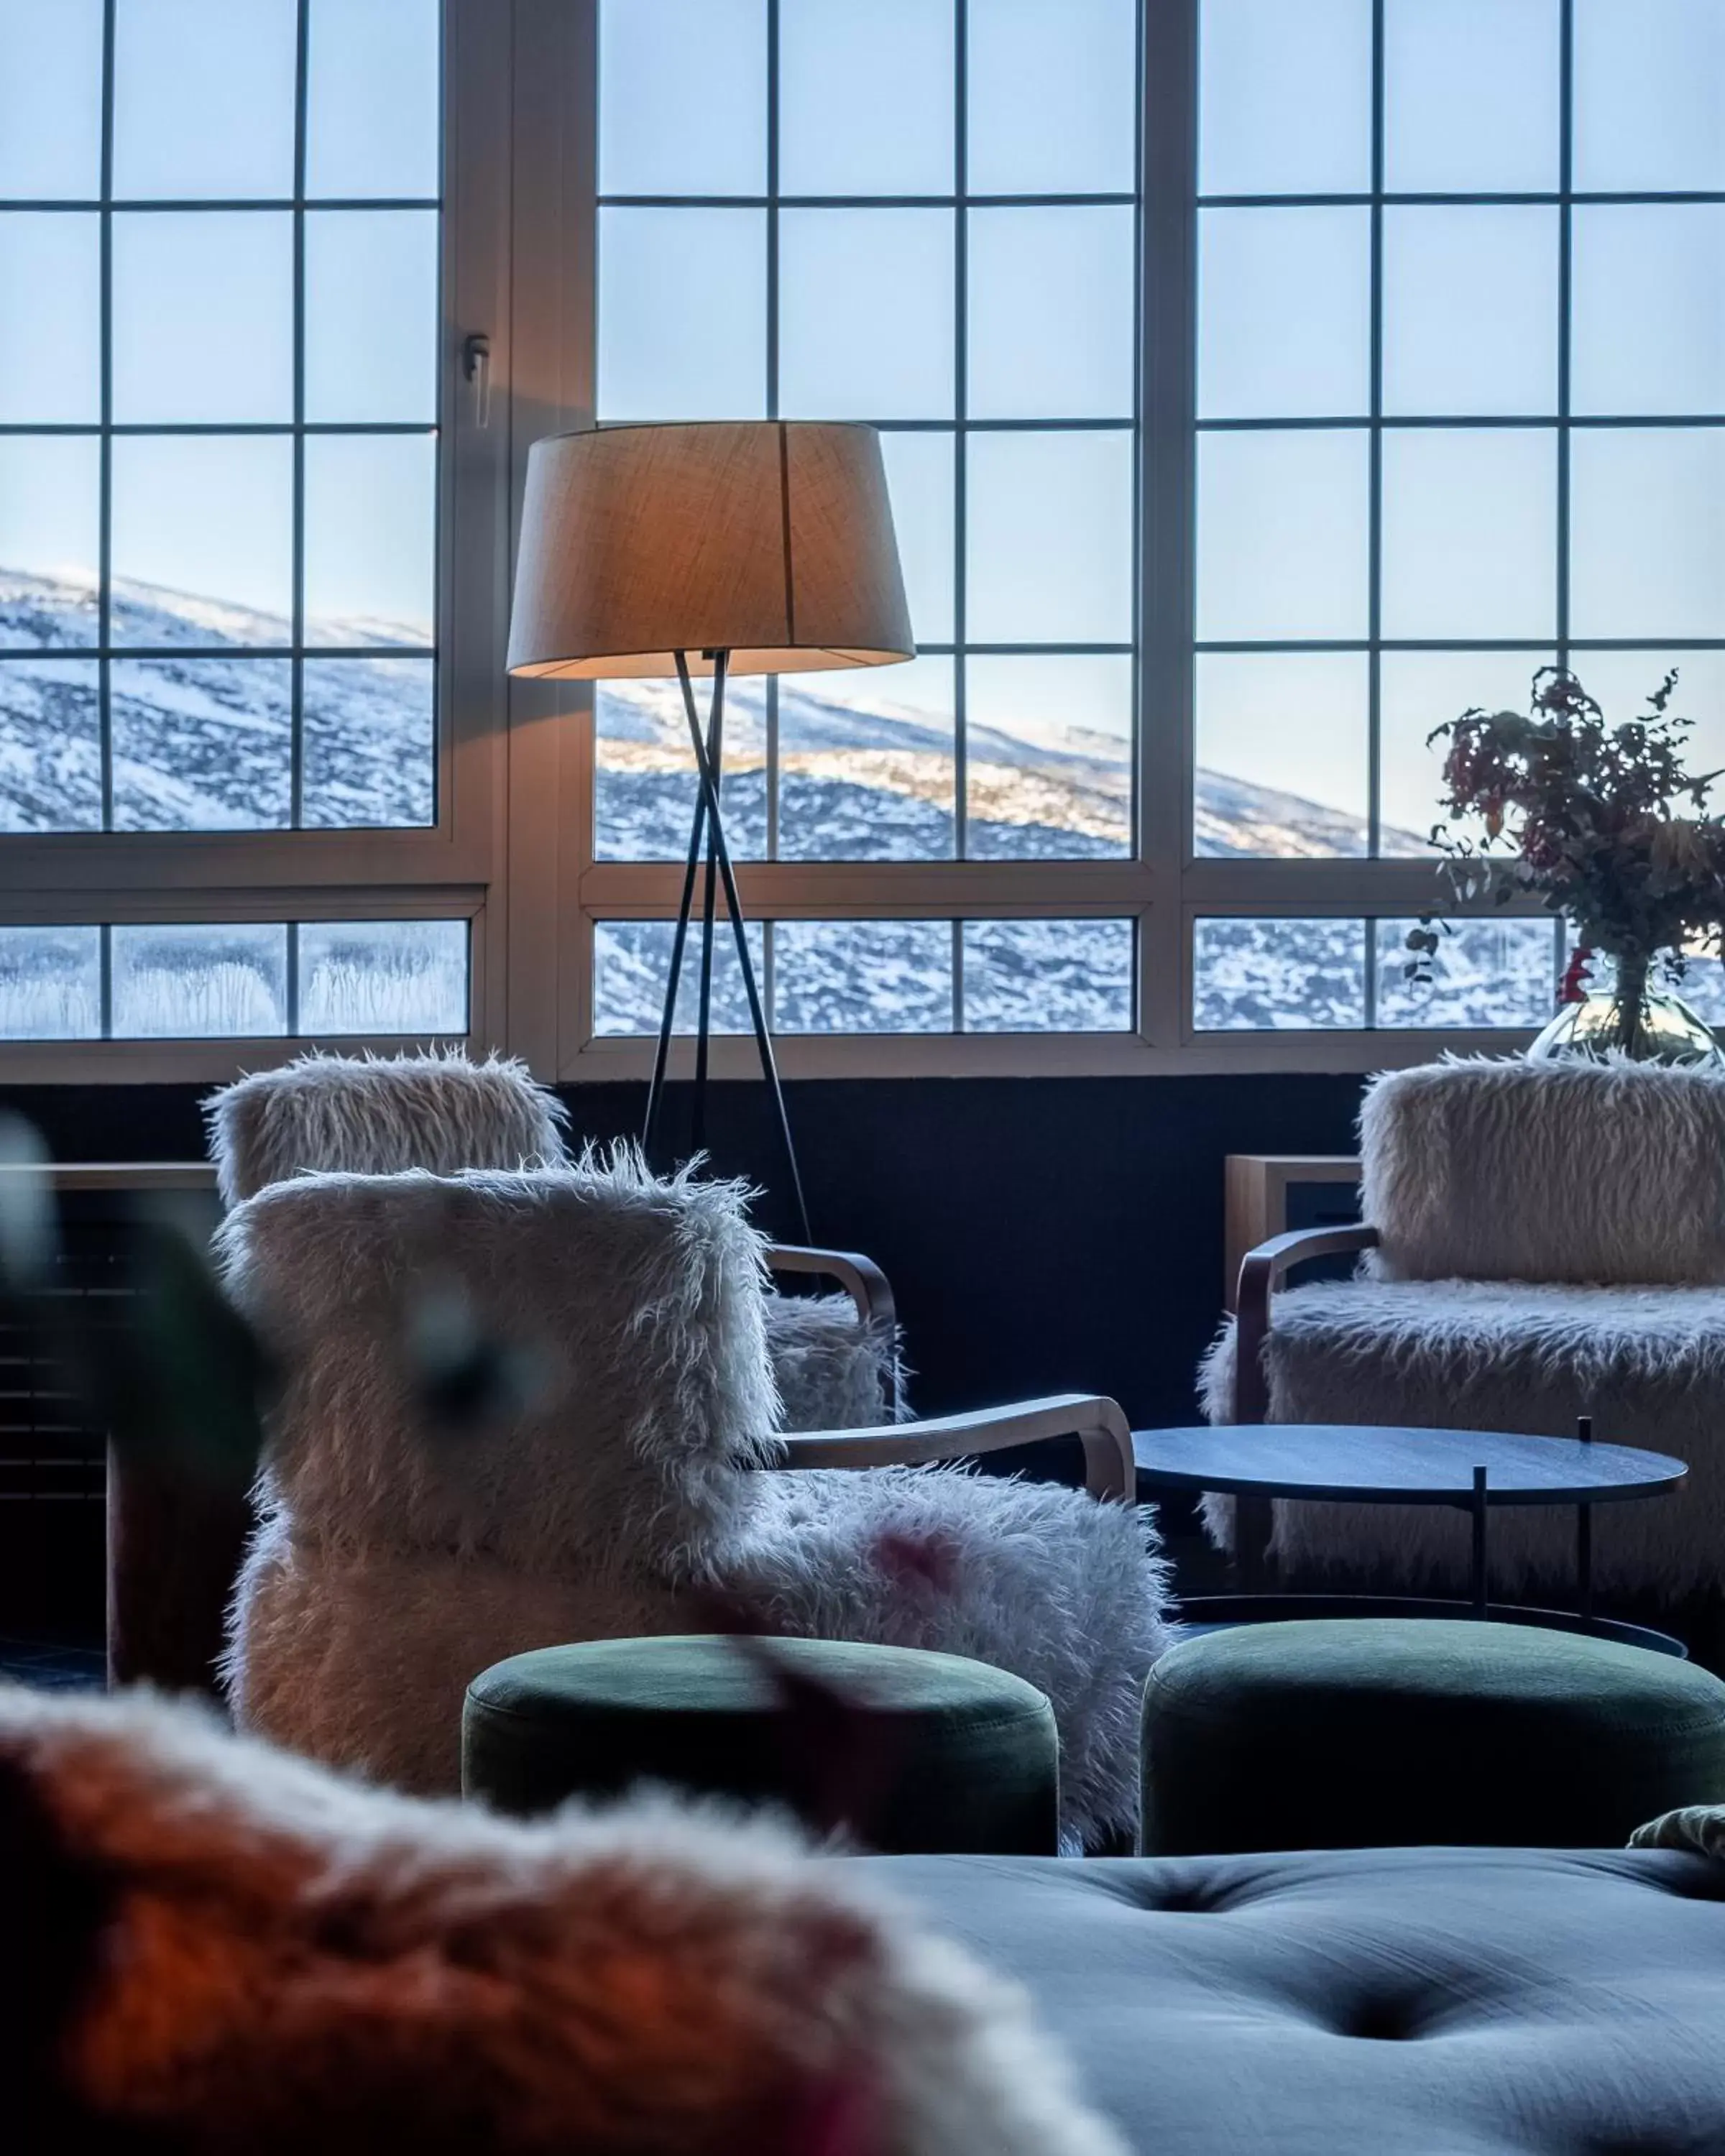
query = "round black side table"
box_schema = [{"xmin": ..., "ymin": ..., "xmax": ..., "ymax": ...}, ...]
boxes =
[{"xmin": 1133, "ymin": 1422, "xmax": 1688, "ymax": 1656}]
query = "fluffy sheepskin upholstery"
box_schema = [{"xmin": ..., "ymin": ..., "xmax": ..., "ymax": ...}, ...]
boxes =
[
  {"xmin": 1359, "ymin": 1053, "xmax": 1725, "ymax": 1286},
  {"xmin": 218, "ymin": 1156, "xmax": 1169, "ymax": 1850},
  {"xmin": 206, "ymin": 1048, "xmax": 571, "ymax": 1207},
  {"xmin": 767, "ymin": 1293, "xmax": 905, "ymax": 1431},
  {"xmin": 1202, "ymin": 1056, "xmax": 1725, "ymax": 1599},
  {"xmin": 1, "ymin": 1684, "xmax": 1127, "ymax": 2156},
  {"xmin": 206, "ymin": 1047, "xmax": 908, "ymax": 1430}
]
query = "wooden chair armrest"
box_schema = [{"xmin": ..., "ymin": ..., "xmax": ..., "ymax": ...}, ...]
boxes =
[
  {"xmin": 770, "ymin": 1393, "xmax": 1135, "ymax": 1502},
  {"xmin": 765, "ymin": 1244, "xmax": 896, "ymax": 1332},
  {"xmin": 1233, "ymin": 1224, "xmax": 1380, "ymax": 1424}
]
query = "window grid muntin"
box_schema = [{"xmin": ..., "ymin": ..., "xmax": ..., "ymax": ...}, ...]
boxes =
[
  {"xmin": 593, "ymin": 0, "xmax": 1144, "ymax": 1021},
  {"xmin": 1192, "ymin": 0, "xmax": 1725, "ymax": 1031},
  {"xmin": 0, "ymin": 0, "xmax": 444, "ymax": 837}
]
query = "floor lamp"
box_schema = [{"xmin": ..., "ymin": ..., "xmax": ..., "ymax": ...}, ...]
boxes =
[{"xmin": 506, "ymin": 420, "xmax": 914, "ymax": 1241}]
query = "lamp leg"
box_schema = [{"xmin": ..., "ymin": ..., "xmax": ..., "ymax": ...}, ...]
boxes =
[
  {"xmin": 690, "ymin": 655, "xmax": 727, "ymax": 1155},
  {"xmin": 673, "ymin": 651, "xmax": 812, "ymax": 1244}
]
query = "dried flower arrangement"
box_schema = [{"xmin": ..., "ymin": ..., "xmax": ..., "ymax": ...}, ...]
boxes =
[{"xmin": 1415, "ymin": 666, "xmax": 1725, "ymax": 1056}]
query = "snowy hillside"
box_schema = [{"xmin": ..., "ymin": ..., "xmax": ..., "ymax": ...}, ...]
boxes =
[
  {"xmin": 0, "ymin": 568, "xmax": 433, "ymax": 832},
  {"xmin": 1, "ymin": 567, "xmax": 1563, "ymax": 1035}
]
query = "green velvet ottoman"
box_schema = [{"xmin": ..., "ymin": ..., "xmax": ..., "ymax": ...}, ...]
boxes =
[
  {"xmin": 464, "ymin": 1634, "xmax": 1059, "ymax": 1854},
  {"xmin": 1141, "ymin": 1618, "xmax": 1725, "ymax": 1855}
]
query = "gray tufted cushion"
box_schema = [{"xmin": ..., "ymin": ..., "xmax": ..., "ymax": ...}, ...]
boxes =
[{"xmin": 866, "ymin": 1845, "xmax": 1725, "ymax": 2155}]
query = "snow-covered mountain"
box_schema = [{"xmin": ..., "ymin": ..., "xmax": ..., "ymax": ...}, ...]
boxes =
[
  {"xmin": 592, "ymin": 670, "xmax": 1431, "ymax": 864},
  {"xmin": 1, "ymin": 567, "xmax": 1552, "ymax": 1035},
  {"xmin": 0, "ymin": 568, "xmax": 433, "ymax": 832}
]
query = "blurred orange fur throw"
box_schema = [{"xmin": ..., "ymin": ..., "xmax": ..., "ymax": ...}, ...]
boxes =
[{"xmin": 0, "ymin": 1684, "xmax": 1125, "ymax": 2156}]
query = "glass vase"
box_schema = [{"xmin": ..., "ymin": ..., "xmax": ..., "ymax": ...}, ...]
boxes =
[{"xmin": 1528, "ymin": 953, "xmax": 1724, "ymax": 1067}]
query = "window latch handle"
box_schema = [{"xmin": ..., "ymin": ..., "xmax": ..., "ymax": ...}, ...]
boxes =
[{"xmin": 463, "ymin": 332, "xmax": 492, "ymax": 429}]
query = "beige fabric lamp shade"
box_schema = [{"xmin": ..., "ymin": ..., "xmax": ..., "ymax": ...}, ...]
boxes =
[{"xmin": 505, "ymin": 420, "xmax": 915, "ymax": 681}]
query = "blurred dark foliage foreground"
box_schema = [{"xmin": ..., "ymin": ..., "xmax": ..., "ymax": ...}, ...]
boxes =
[{"xmin": 0, "ymin": 1113, "xmax": 270, "ymax": 1501}]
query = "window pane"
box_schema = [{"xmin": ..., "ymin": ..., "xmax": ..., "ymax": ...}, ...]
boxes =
[
  {"xmin": 592, "ymin": 918, "xmax": 764, "ymax": 1037},
  {"xmin": 1573, "ymin": 207, "xmax": 1724, "ymax": 418},
  {"xmin": 967, "ymin": 0, "xmax": 1138, "ymax": 195},
  {"xmin": 774, "ymin": 920, "xmax": 952, "ymax": 1033},
  {"xmin": 1671, "ymin": 942, "xmax": 1725, "ymax": 1028},
  {"xmin": 968, "ymin": 206, "xmax": 1136, "ymax": 422},
  {"xmin": 1570, "ymin": 429, "xmax": 1725, "ymax": 640},
  {"xmin": 306, "ymin": 0, "xmax": 441, "ymax": 200},
  {"xmin": 593, "ymin": 678, "xmax": 768, "ymax": 862},
  {"xmin": 303, "ymin": 434, "xmax": 436, "ymax": 648},
  {"xmin": 597, "ymin": 208, "xmax": 766, "ymax": 422},
  {"xmin": 300, "ymin": 920, "xmax": 469, "ymax": 1036},
  {"xmin": 0, "ymin": 659, "xmax": 102, "ymax": 831},
  {"xmin": 1376, "ymin": 917, "xmax": 1555, "ymax": 1029},
  {"xmin": 880, "ymin": 430, "xmax": 954, "ymax": 645},
  {"xmin": 1198, "ymin": 208, "xmax": 1369, "ymax": 420},
  {"xmin": 112, "ymin": 0, "xmax": 297, "ymax": 199},
  {"xmin": 1384, "ymin": 0, "xmax": 1560, "ymax": 193},
  {"xmin": 1570, "ymin": 650, "xmax": 1725, "ymax": 814},
  {"xmin": 111, "ymin": 436, "xmax": 294, "ymax": 634},
  {"xmin": 111, "ymin": 923, "xmax": 288, "ymax": 1038},
  {"xmin": 965, "ymin": 653, "xmax": 1132, "ymax": 860},
  {"xmin": 962, "ymin": 920, "xmax": 1133, "ymax": 1033},
  {"xmin": 0, "ymin": 926, "xmax": 101, "ymax": 1041},
  {"xmin": 111, "ymin": 657, "xmax": 292, "ymax": 830},
  {"xmin": 305, "ymin": 210, "xmax": 438, "ymax": 423},
  {"xmin": 1194, "ymin": 652, "xmax": 1368, "ymax": 857},
  {"xmin": 1196, "ymin": 430, "xmax": 1369, "ymax": 642},
  {"xmin": 0, "ymin": 438, "xmax": 101, "ymax": 648},
  {"xmin": 1574, "ymin": 0, "xmax": 1725, "ymax": 193},
  {"xmin": 778, "ymin": 656, "xmax": 955, "ymax": 862},
  {"xmin": 599, "ymin": 0, "xmax": 766, "ymax": 197},
  {"xmin": 778, "ymin": 209, "xmax": 954, "ymax": 422},
  {"xmin": 112, "ymin": 211, "xmax": 293, "ymax": 423},
  {"xmin": 1380, "ymin": 429, "xmax": 1557, "ymax": 640},
  {"xmin": 966, "ymin": 431, "xmax": 1134, "ymax": 644},
  {"xmin": 0, "ymin": 215, "xmax": 99, "ymax": 423},
  {"xmin": 1193, "ymin": 917, "xmax": 1366, "ymax": 1031},
  {"xmin": 779, "ymin": 0, "xmax": 953, "ymax": 196},
  {"xmin": 302, "ymin": 657, "xmax": 436, "ymax": 828},
  {"xmin": 0, "ymin": 0, "xmax": 104, "ymax": 198},
  {"xmin": 1200, "ymin": 0, "xmax": 1371, "ymax": 196},
  {"xmin": 1379, "ymin": 649, "xmax": 1554, "ymax": 857},
  {"xmin": 1381, "ymin": 208, "xmax": 1559, "ymax": 418},
  {"xmin": 594, "ymin": 680, "xmax": 692, "ymax": 863}
]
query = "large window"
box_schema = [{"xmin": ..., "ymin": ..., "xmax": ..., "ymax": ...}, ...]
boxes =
[
  {"xmin": 1, "ymin": 0, "xmax": 440, "ymax": 838},
  {"xmin": 586, "ymin": 0, "xmax": 1144, "ymax": 1039},
  {"xmin": 1190, "ymin": 0, "xmax": 1725, "ymax": 1033},
  {"xmin": 0, "ymin": 0, "xmax": 493, "ymax": 1064},
  {"xmin": 6, "ymin": 1, "xmax": 1721, "ymax": 1076}
]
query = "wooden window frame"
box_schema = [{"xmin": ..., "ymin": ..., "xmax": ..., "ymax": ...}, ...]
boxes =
[{"xmin": 10, "ymin": 1, "xmax": 1639, "ymax": 1085}]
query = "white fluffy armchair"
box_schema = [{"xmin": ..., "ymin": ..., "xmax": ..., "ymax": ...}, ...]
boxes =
[
  {"xmin": 1202, "ymin": 1054, "xmax": 1725, "ymax": 1603},
  {"xmin": 206, "ymin": 1049, "xmax": 908, "ymax": 1427},
  {"xmin": 216, "ymin": 1155, "xmax": 1171, "ymax": 1851}
]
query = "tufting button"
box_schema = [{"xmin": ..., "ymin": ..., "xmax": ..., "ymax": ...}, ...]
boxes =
[{"xmin": 1339, "ymin": 1994, "xmax": 1426, "ymax": 2042}]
